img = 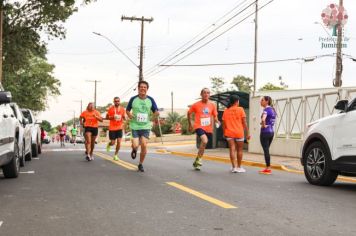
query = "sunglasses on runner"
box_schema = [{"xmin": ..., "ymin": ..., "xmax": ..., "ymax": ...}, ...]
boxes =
[{"xmin": 114, "ymin": 100, "xmax": 120, "ymax": 103}]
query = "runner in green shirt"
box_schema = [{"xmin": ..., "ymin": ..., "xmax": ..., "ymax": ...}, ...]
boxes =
[
  {"xmin": 71, "ymin": 125, "xmax": 78, "ymax": 145},
  {"xmin": 126, "ymin": 80, "xmax": 159, "ymax": 172}
]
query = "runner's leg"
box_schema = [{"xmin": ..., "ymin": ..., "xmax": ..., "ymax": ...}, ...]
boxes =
[
  {"xmin": 236, "ymin": 141, "xmax": 244, "ymax": 168},
  {"xmin": 115, "ymin": 138, "xmax": 121, "ymax": 156},
  {"xmin": 85, "ymin": 132, "xmax": 92, "ymax": 160},
  {"xmin": 227, "ymin": 139, "xmax": 237, "ymax": 169},
  {"xmin": 90, "ymin": 135, "xmax": 97, "ymax": 158},
  {"xmin": 197, "ymin": 134, "xmax": 208, "ymax": 158},
  {"xmin": 139, "ymin": 136, "xmax": 148, "ymax": 164}
]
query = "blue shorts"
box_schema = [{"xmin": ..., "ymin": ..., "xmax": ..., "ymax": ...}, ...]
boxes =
[
  {"xmin": 132, "ymin": 129, "xmax": 150, "ymax": 139},
  {"xmin": 195, "ymin": 128, "xmax": 212, "ymax": 137}
]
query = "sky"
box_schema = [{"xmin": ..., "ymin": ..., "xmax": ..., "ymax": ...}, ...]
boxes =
[{"xmin": 39, "ymin": 0, "xmax": 356, "ymax": 125}]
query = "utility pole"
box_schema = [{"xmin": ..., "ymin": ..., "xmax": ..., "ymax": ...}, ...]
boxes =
[
  {"xmin": 334, "ymin": 0, "xmax": 343, "ymax": 87},
  {"xmin": 253, "ymin": 0, "xmax": 258, "ymax": 96},
  {"xmin": 121, "ymin": 15, "xmax": 153, "ymax": 82},
  {"xmin": 86, "ymin": 80, "xmax": 101, "ymax": 108},
  {"xmin": 171, "ymin": 91, "xmax": 173, "ymax": 114},
  {"xmin": 0, "ymin": 4, "xmax": 3, "ymax": 83}
]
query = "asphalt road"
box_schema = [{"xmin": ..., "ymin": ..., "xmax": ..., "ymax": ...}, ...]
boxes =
[{"xmin": 1, "ymin": 143, "xmax": 356, "ymax": 236}]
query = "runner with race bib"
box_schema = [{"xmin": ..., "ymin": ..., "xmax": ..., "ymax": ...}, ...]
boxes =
[
  {"xmin": 188, "ymin": 88, "xmax": 220, "ymax": 171},
  {"xmin": 126, "ymin": 81, "xmax": 159, "ymax": 172}
]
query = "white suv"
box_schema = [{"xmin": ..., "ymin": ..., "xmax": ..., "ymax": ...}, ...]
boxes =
[
  {"xmin": 301, "ymin": 98, "xmax": 356, "ymax": 186},
  {"xmin": 0, "ymin": 91, "xmax": 21, "ymax": 178}
]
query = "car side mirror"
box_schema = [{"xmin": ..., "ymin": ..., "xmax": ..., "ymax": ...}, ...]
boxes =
[
  {"xmin": 23, "ymin": 118, "xmax": 29, "ymax": 125},
  {"xmin": 0, "ymin": 91, "xmax": 12, "ymax": 104},
  {"xmin": 334, "ymin": 100, "xmax": 348, "ymax": 112}
]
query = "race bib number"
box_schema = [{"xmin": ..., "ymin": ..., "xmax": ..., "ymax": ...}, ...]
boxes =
[
  {"xmin": 137, "ymin": 113, "xmax": 148, "ymax": 123},
  {"xmin": 114, "ymin": 114, "xmax": 122, "ymax": 121},
  {"xmin": 200, "ymin": 117, "xmax": 211, "ymax": 126},
  {"xmin": 60, "ymin": 131, "xmax": 65, "ymax": 135}
]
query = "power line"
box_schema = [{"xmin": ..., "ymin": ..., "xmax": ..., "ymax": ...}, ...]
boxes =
[
  {"xmin": 143, "ymin": 0, "xmax": 251, "ymax": 76},
  {"xmin": 144, "ymin": 0, "xmax": 257, "ymax": 78},
  {"xmin": 147, "ymin": 0, "xmax": 274, "ymax": 80},
  {"xmin": 159, "ymin": 54, "xmax": 336, "ymax": 67}
]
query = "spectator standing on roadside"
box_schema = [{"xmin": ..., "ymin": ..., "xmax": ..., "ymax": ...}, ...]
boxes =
[{"xmin": 259, "ymin": 96, "xmax": 276, "ymax": 175}]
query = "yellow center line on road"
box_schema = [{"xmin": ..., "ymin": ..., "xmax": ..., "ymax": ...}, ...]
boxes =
[
  {"xmin": 94, "ymin": 152, "xmax": 137, "ymax": 171},
  {"xmin": 166, "ymin": 182, "xmax": 237, "ymax": 209}
]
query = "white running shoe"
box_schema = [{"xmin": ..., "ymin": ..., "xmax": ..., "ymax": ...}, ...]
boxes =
[
  {"xmin": 236, "ymin": 167, "xmax": 246, "ymax": 173},
  {"xmin": 231, "ymin": 168, "xmax": 238, "ymax": 173}
]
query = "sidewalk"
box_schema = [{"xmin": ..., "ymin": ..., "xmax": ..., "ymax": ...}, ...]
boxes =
[{"xmin": 152, "ymin": 142, "xmax": 303, "ymax": 172}]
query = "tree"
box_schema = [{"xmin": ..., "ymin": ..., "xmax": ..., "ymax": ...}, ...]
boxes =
[
  {"xmin": 231, "ymin": 75, "xmax": 253, "ymax": 93},
  {"xmin": 41, "ymin": 120, "xmax": 52, "ymax": 132},
  {"xmin": 210, "ymin": 77, "xmax": 225, "ymax": 94},
  {"xmin": 3, "ymin": 57, "xmax": 60, "ymax": 111},
  {"xmin": 165, "ymin": 112, "xmax": 184, "ymax": 126},
  {"xmin": 2, "ymin": 0, "xmax": 97, "ymax": 111},
  {"xmin": 259, "ymin": 83, "xmax": 286, "ymax": 91}
]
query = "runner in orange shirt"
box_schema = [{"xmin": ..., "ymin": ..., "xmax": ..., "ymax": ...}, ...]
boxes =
[
  {"xmin": 106, "ymin": 97, "xmax": 126, "ymax": 161},
  {"xmin": 80, "ymin": 102, "xmax": 103, "ymax": 161},
  {"xmin": 188, "ymin": 88, "xmax": 220, "ymax": 170},
  {"xmin": 222, "ymin": 95, "xmax": 250, "ymax": 173}
]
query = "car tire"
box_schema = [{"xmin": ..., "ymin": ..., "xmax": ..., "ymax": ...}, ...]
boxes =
[
  {"xmin": 25, "ymin": 141, "xmax": 33, "ymax": 161},
  {"xmin": 20, "ymin": 140, "xmax": 26, "ymax": 167},
  {"xmin": 2, "ymin": 139, "xmax": 20, "ymax": 178},
  {"xmin": 303, "ymin": 141, "xmax": 338, "ymax": 186},
  {"xmin": 38, "ymin": 140, "xmax": 42, "ymax": 154},
  {"xmin": 32, "ymin": 143, "xmax": 38, "ymax": 157}
]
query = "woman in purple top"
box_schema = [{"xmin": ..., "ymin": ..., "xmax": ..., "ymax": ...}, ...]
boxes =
[{"xmin": 259, "ymin": 96, "xmax": 276, "ymax": 175}]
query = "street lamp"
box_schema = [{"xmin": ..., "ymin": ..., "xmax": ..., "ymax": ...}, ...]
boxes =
[
  {"xmin": 92, "ymin": 32, "xmax": 138, "ymax": 69},
  {"xmin": 296, "ymin": 58, "xmax": 315, "ymax": 89}
]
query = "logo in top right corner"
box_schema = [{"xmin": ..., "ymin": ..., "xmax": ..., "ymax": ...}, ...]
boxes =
[{"xmin": 319, "ymin": 3, "xmax": 349, "ymax": 49}]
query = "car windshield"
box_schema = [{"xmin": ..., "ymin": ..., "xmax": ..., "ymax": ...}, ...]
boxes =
[{"xmin": 21, "ymin": 110, "xmax": 33, "ymax": 123}]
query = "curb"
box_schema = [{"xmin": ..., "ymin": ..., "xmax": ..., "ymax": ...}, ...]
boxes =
[
  {"xmin": 168, "ymin": 151, "xmax": 286, "ymax": 171},
  {"xmin": 160, "ymin": 151, "xmax": 356, "ymax": 183}
]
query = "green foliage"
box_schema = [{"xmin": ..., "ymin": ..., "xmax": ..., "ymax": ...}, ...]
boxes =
[
  {"xmin": 2, "ymin": 0, "xmax": 96, "ymax": 111},
  {"xmin": 231, "ymin": 75, "xmax": 253, "ymax": 93},
  {"xmin": 165, "ymin": 112, "xmax": 184, "ymax": 128},
  {"xmin": 259, "ymin": 83, "xmax": 286, "ymax": 91},
  {"xmin": 96, "ymin": 103, "xmax": 111, "ymax": 113},
  {"xmin": 41, "ymin": 120, "xmax": 52, "ymax": 132},
  {"xmin": 3, "ymin": 57, "xmax": 60, "ymax": 111},
  {"xmin": 210, "ymin": 77, "xmax": 225, "ymax": 94},
  {"xmin": 64, "ymin": 118, "xmax": 80, "ymax": 127},
  {"xmin": 181, "ymin": 118, "xmax": 194, "ymax": 135},
  {"xmin": 151, "ymin": 124, "xmax": 171, "ymax": 137}
]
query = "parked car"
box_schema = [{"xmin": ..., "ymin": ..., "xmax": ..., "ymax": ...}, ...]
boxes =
[
  {"xmin": 75, "ymin": 135, "xmax": 85, "ymax": 144},
  {"xmin": 0, "ymin": 91, "xmax": 21, "ymax": 178},
  {"xmin": 301, "ymin": 98, "xmax": 356, "ymax": 186},
  {"xmin": 21, "ymin": 108, "xmax": 42, "ymax": 157},
  {"xmin": 42, "ymin": 135, "xmax": 51, "ymax": 144},
  {"xmin": 10, "ymin": 103, "xmax": 32, "ymax": 166}
]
